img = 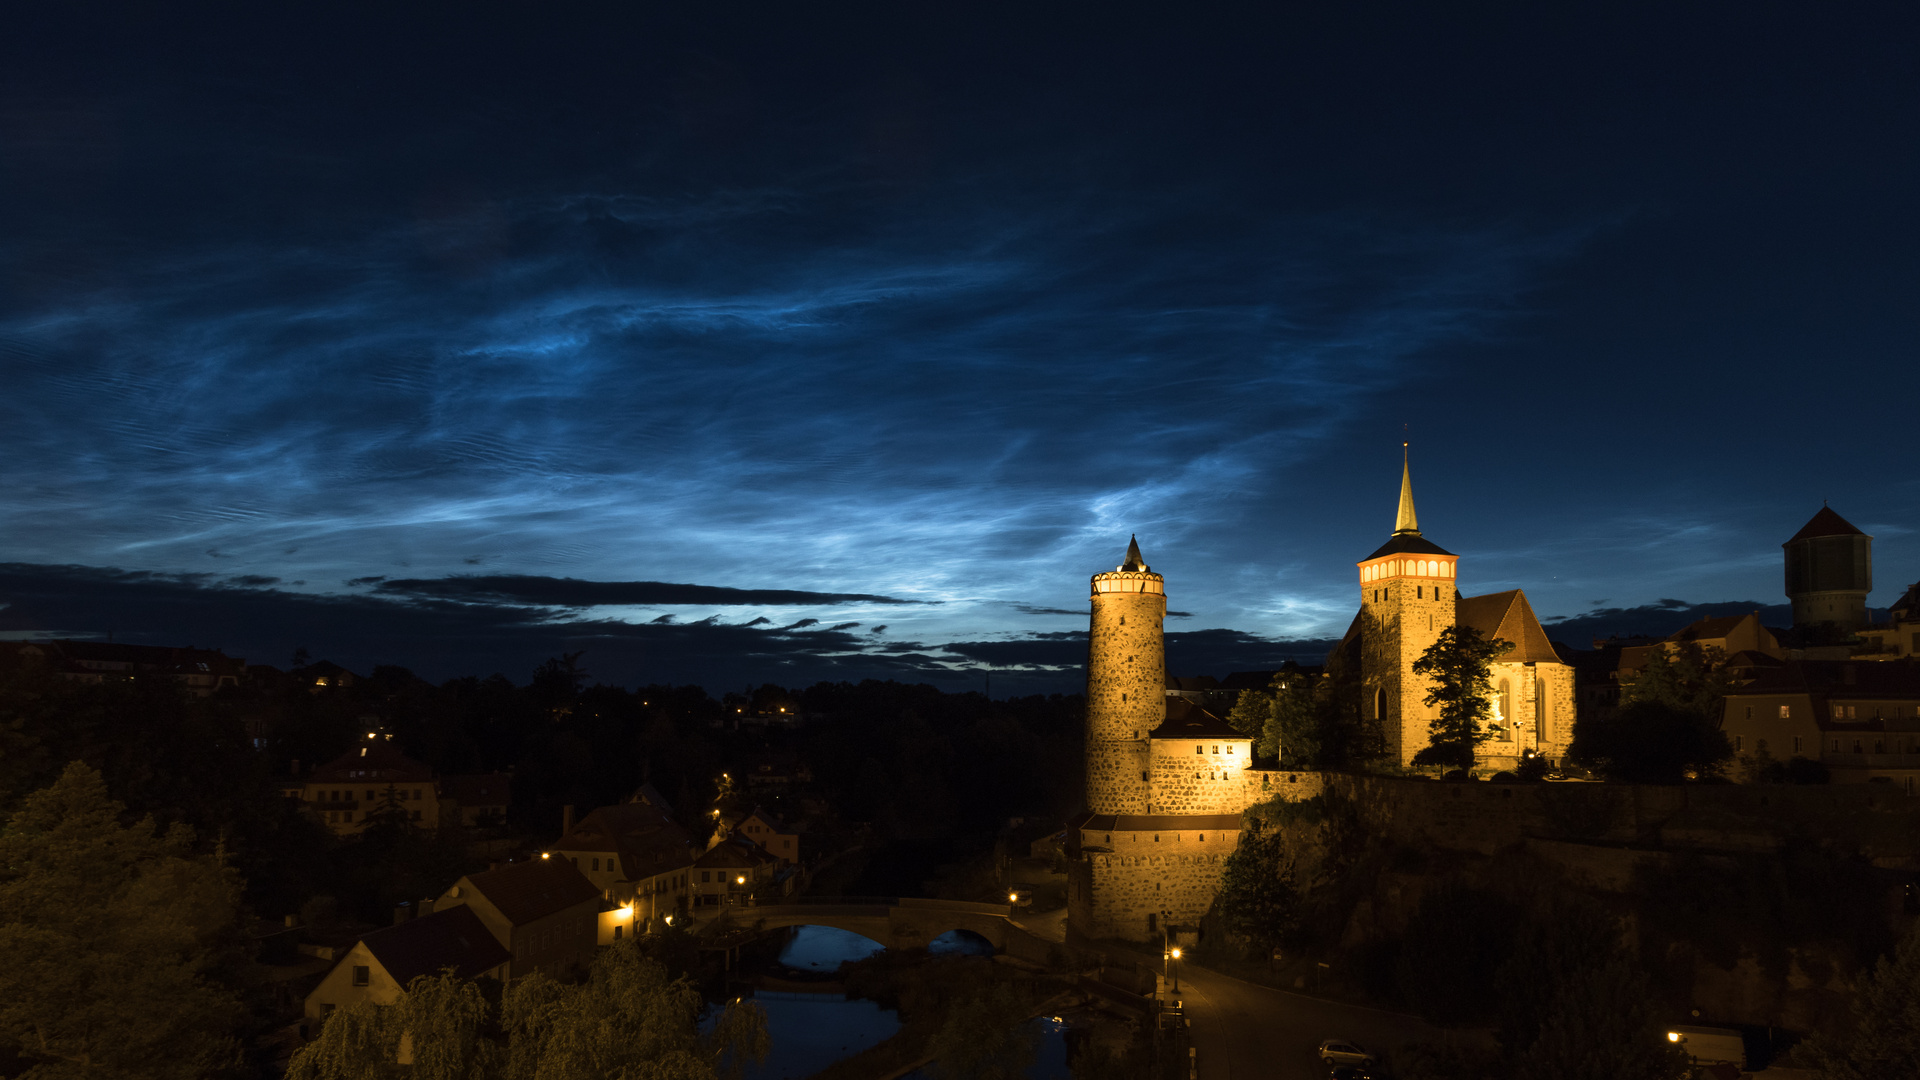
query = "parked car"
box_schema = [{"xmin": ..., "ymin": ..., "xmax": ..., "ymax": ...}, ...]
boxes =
[{"xmin": 1318, "ymin": 1040, "xmax": 1374, "ymax": 1067}]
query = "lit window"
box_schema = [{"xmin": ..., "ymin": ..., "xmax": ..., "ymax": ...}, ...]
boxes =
[{"xmin": 1779, "ymin": 705, "xmax": 1790, "ymax": 719}]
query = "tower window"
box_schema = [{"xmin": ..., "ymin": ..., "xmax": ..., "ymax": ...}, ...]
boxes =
[
  {"xmin": 1195, "ymin": 745, "xmax": 1203, "ymax": 754},
  {"xmin": 1417, "ymin": 586, "xmax": 1423, "ymax": 599}
]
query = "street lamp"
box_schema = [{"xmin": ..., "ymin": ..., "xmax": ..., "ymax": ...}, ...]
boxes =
[{"xmin": 1170, "ymin": 946, "xmax": 1182, "ymax": 992}]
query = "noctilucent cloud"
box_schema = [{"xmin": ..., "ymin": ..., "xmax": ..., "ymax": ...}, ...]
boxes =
[{"xmin": 1, "ymin": 6, "xmax": 1916, "ymax": 693}]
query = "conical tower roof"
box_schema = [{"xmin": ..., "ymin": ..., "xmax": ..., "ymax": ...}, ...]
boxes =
[
  {"xmin": 1785, "ymin": 505, "xmax": 1868, "ymax": 544},
  {"xmin": 1394, "ymin": 444, "xmax": 1419, "ymax": 536},
  {"xmin": 1120, "ymin": 535, "xmax": 1149, "ymax": 572}
]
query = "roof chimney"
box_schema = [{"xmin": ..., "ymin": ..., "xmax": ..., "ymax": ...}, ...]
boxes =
[{"xmin": 562, "ymin": 804, "xmax": 574, "ymax": 836}]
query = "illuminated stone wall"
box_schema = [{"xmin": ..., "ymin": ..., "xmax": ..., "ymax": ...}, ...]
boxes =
[
  {"xmin": 1359, "ymin": 574, "xmax": 1457, "ymax": 765},
  {"xmin": 1478, "ymin": 661, "xmax": 1577, "ymax": 770},
  {"xmin": 1085, "ymin": 570, "xmax": 1165, "ymax": 815},
  {"xmin": 1070, "ymin": 825, "xmax": 1243, "ymax": 941}
]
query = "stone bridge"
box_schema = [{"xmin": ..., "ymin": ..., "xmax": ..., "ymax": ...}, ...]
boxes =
[{"xmin": 717, "ymin": 896, "xmax": 1016, "ymax": 951}]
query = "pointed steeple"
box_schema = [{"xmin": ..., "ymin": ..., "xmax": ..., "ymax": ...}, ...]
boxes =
[
  {"xmin": 1121, "ymin": 534, "xmax": 1149, "ymax": 572},
  {"xmin": 1394, "ymin": 443, "xmax": 1419, "ymax": 536}
]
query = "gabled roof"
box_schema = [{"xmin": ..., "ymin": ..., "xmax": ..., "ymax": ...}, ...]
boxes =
[
  {"xmin": 311, "ymin": 740, "xmax": 435, "ymax": 783},
  {"xmin": 695, "ymin": 838, "xmax": 777, "ymax": 869},
  {"xmin": 1149, "ymin": 697, "xmax": 1245, "ymax": 741},
  {"xmin": 464, "ymin": 858, "xmax": 600, "ymax": 926},
  {"xmin": 1786, "ymin": 506, "xmax": 1868, "ymax": 543},
  {"xmin": 1455, "ymin": 590, "xmax": 1561, "ymax": 664},
  {"xmin": 1363, "ymin": 532, "xmax": 1456, "ymax": 560},
  {"xmin": 360, "ymin": 905, "xmax": 510, "ymax": 986}
]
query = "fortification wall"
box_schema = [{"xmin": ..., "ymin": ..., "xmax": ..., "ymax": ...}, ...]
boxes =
[{"xmin": 1074, "ymin": 825, "xmax": 1242, "ymax": 941}]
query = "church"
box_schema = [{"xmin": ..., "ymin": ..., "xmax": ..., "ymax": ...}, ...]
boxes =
[{"xmin": 1065, "ymin": 451, "xmax": 1574, "ymax": 940}]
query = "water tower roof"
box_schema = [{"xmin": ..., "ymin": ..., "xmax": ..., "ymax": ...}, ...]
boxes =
[{"xmin": 1786, "ymin": 505, "xmax": 1867, "ymax": 544}]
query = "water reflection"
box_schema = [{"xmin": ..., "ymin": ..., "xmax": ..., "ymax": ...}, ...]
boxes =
[
  {"xmin": 777, "ymin": 925, "xmax": 886, "ymax": 971},
  {"xmin": 900, "ymin": 1016, "xmax": 1072, "ymax": 1080},
  {"xmin": 927, "ymin": 929, "xmax": 997, "ymax": 957},
  {"xmin": 731, "ymin": 991, "xmax": 902, "ymax": 1080}
]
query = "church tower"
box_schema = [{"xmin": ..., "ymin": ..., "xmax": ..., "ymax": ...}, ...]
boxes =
[
  {"xmin": 1783, "ymin": 505, "xmax": 1872, "ymax": 631},
  {"xmin": 1084, "ymin": 536, "xmax": 1164, "ymax": 815},
  {"xmin": 1357, "ymin": 448, "xmax": 1459, "ymax": 765}
]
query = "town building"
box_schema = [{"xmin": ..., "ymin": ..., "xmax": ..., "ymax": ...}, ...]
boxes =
[
  {"xmin": 433, "ymin": 857, "xmax": 601, "ymax": 981},
  {"xmin": 302, "ymin": 904, "xmax": 509, "ymax": 1023},
  {"xmin": 712, "ymin": 806, "xmax": 800, "ymax": 865},
  {"xmin": 550, "ymin": 796, "xmax": 698, "ymax": 922},
  {"xmin": 282, "ymin": 736, "xmax": 441, "ymax": 834},
  {"xmin": 1719, "ymin": 659, "xmax": 1920, "ymax": 794},
  {"xmin": 438, "ymin": 772, "xmax": 514, "ymax": 827},
  {"xmin": 691, "ymin": 836, "xmax": 786, "ymax": 908},
  {"xmin": 1857, "ymin": 581, "xmax": 1920, "ymax": 661},
  {"xmin": 1, "ymin": 639, "xmax": 246, "ymax": 696}
]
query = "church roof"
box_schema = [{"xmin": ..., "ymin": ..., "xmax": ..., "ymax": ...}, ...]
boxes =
[
  {"xmin": 1149, "ymin": 697, "xmax": 1245, "ymax": 741},
  {"xmin": 1455, "ymin": 590, "xmax": 1561, "ymax": 664},
  {"xmin": 1786, "ymin": 505, "xmax": 1868, "ymax": 543},
  {"xmin": 1363, "ymin": 532, "xmax": 1456, "ymax": 560}
]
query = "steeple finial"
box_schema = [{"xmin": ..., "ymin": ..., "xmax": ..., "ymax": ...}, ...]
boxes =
[
  {"xmin": 1121, "ymin": 534, "xmax": 1148, "ymax": 572},
  {"xmin": 1394, "ymin": 442, "xmax": 1419, "ymax": 535}
]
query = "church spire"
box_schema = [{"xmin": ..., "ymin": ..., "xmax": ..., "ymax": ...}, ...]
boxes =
[
  {"xmin": 1394, "ymin": 443, "xmax": 1419, "ymax": 536},
  {"xmin": 1121, "ymin": 534, "xmax": 1149, "ymax": 572}
]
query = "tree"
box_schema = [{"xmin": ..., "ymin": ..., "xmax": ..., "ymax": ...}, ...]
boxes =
[
  {"xmin": 1494, "ymin": 897, "xmax": 1623, "ymax": 1055},
  {"xmin": 1212, "ymin": 818, "xmax": 1301, "ymax": 955},
  {"xmin": 1509, "ymin": 956, "xmax": 1689, "ymax": 1080},
  {"xmin": 1804, "ymin": 919, "xmax": 1920, "ymax": 1080},
  {"xmin": 1566, "ymin": 699, "xmax": 1733, "ymax": 783},
  {"xmin": 927, "ymin": 984, "xmax": 1039, "ymax": 1080},
  {"xmin": 1410, "ymin": 625, "xmax": 1512, "ymax": 771},
  {"xmin": 503, "ymin": 939, "xmax": 767, "ymax": 1080},
  {"xmin": 1620, "ymin": 642, "xmax": 1731, "ymax": 718},
  {"xmin": 0, "ymin": 761, "xmax": 250, "ymax": 1078},
  {"xmin": 1228, "ymin": 663, "xmax": 1378, "ymax": 769}
]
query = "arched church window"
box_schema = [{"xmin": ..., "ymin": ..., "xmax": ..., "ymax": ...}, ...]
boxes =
[
  {"xmin": 1536, "ymin": 678, "xmax": 1549, "ymax": 741},
  {"xmin": 1496, "ymin": 679, "xmax": 1512, "ymax": 739},
  {"xmin": 1375, "ymin": 686, "xmax": 1386, "ymax": 720}
]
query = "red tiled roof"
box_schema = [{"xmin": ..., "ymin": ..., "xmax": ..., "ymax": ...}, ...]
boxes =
[
  {"xmin": 1149, "ymin": 697, "xmax": 1245, "ymax": 741},
  {"xmin": 359, "ymin": 905, "xmax": 511, "ymax": 986},
  {"xmin": 464, "ymin": 858, "xmax": 600, "ymax": 927},
  {"xmin": 1456, "ymin": 590, "xmax": 1561, "ymax": 664}
]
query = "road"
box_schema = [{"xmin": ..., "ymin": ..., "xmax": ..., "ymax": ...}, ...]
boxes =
[
  {"xmin": 1169, "ymin": 960, "xmax": 1439, "ymax": 1080},
  {"xmin": 1013, "ymin": 910, "xmax": 1442, "ymax": 1078}
]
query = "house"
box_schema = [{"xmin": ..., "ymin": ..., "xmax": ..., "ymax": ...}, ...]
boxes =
[
  {"xmin": 1720, "ymin": 659, "xmax": 1920, "ymax": 794},
  {"xmin": 691, "ymin": 837, "xmax": 784, "ymax": 908},
  {"xmin": 438, "ymin": 772, "xmax": 513, "ymax": 827},
  {"xmin": 1, "ymin": 639, "xmax": 246, "ymax": 696},
  {"xmin": 302, "ymin": 904, "xmax": 509, "ymax": 1023},
  {"xmin": 550, "ymin": 797, "xmax": 697, "ymax": 921},
  {"xmin": 1857, "ymin": 581, "xmax": 1920, "ymax": 661},
  {"xmin": 434, "ymin": 857, "xmax": 600, "ymax": 980},
  {"xmin": 712, "ymin": 806, "xmax": 800, "ymax": 866},
  {"xmin": 283, "ymin": 736, "xmax": 440, "ymax": 835},
  {"xmin": 296, "ymin": 659, "xmax": 361, "ymax": 691}
]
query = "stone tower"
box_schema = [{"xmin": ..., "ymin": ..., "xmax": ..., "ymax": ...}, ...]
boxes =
[
  {"xmin": 1357, "ymin": 448, "xmax": 1460, "ymax": 765},
  {"xmin": 1784, "ymin": 505, "xmax": 1872, "ymax": 631},
  {"xmin": 1084, "ymin": 536, "xmax": 1165, "ymax": 815}
]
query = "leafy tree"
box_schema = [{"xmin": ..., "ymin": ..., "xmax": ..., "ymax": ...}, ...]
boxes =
[
  {"xmin": 1566, "ymin": 699, "xmax": 1733, "ymax": 783},
  {"xmin": 1620, "ymin": 642, "xmax": 1731, "ymax": 718},
  {"xmin": 1802, "ymin": 918, "xmax": 1920, "ymax": 1080},
  {"xmin": 0, "ymin": 762, "xmax": 250, "ymax": 1078},
  {"xmin": 1410, "ymin": 625, "xmax": 1512, "ymax": 771},
  {"xmin": 503, "ymin": 940, "xmax": 767, "ymax": 1080},
  {"xmin": 1212, "ymin": 818, "xmax": 1301, "ymax": 955},
  {"xmin": 287, "ymin": 974, "xmax": 498, "ymax": 1080},
  {"xmin": 927, "ymin": 984, "xmax": 1039, "ymax": 1080},
  {"xmin": 1509, "ymin": 956, "xmax": 1689, "ymax": 1080},
  {"xmin": 1228, "ymin": 662, "xmax": 1377, "ymax": 769}
]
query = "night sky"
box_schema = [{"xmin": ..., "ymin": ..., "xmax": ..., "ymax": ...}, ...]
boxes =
[{"xmin": 2, "ymin": 4, "xmax": 1916, "ymax": 694}]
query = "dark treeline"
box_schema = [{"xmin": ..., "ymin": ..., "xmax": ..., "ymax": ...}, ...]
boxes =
[{"xmin": 0, "ymin": 653, "xmax": 1084, "ymax": 925}]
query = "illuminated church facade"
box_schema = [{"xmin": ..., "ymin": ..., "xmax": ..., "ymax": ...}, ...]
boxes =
[{"xmin": 1066, "ymin": 453, "xmax": 1574, "ymax": 940}]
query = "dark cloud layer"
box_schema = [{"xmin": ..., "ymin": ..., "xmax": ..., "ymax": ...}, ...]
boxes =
[{"xmin": 366, "ymin": 575, "xmax": 925, "ymax": 608}]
